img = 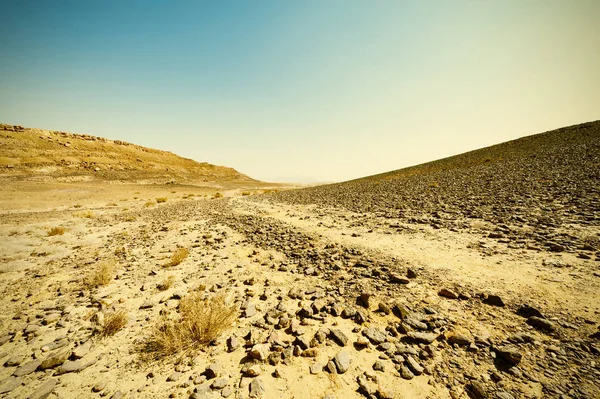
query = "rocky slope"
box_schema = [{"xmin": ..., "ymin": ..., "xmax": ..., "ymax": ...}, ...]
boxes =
[
  {"xmin": 0, "ymin": 123, "xmax": 255, "ymax": 184},
  {"xmin": 269, "ymin": 121, "xmax": 600, "ymax": 257}
]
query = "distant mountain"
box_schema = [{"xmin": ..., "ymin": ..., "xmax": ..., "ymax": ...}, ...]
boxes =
[{"xmin": 0, "ymin": 123, "xmax": 256, "ymax": 184}]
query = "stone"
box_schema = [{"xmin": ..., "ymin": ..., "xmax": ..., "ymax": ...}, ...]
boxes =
[
  {"xmin": 249, "ymin": 378, "xmax": 265, "ymax": 398},
  {"xmin": 405, "ymin": 357, "xmax": 423, "ymax": 376},
  {"xmin": 517, "ymin": 304, "xmax": 543, "ymax": 318},
  {"xmin": 448, "ymin": 332, "xmax": 472, "ymax": 346},
  {"xmin": 357, "ymin": 292, "xmax": 373, "ymax": 308},
  {"xmin": 110, "ymin": 391, "xmax": 124, "ymax": 399},
  {"xmin": 245, "ymin": 365, "xmax": 261, "ymax": 377},
  {"xmin": 167, "ymin": 372, "xmax": 182, "ymax": 382},
  {"xmin": 0, "ymin": 377, "xmax": 22, "ymax": 394},
  {"xmin": 467, "ymin": 381, "xmax": 488, "ymax": 399},
  {"xmin": 27, "ymin": 378, "xmax": 57, "ymax": 399},
  {"xmin": 483, "ymin": 295, "xmax": 505, "ymax": 307},
  {"xmin": 527, "ymin": 316, "xmax": 555, "ymax": 332},
  {"xmin": 71, "ymin": 341, "xmax": 92, "ymax": 359},
  {"xmin": 373, "ymin": 361, "xmax": 385, "ymax": 371},
  {"xmin": 496, "ymin": 346, "xmax": 522, "ymax": 366},
  {"xmin": 55, "ymin": 358, "xmax": 97, "ymax": 375},
  {"xmin": 438, "ymin": 288, "xmax": 459, "ymax": 299},
  {"xmin": 399, "ymin": 365, "xmax": 414, "ymax": 380},
  {"xmin": 221, "ymin": 386, "xmax": 233, "ymax": 397},
  {"xmin": 363, "ymin": 327, "xmax": 387, "ymax": 345},
  {"xmin": 249, "ymin": 344, "xmax": 270, "ymax": 361},
  {"xmin": 13, "ymin": 360, "xmax": 42, "ymax": 377},
  {"xmin": 211, "ymin": 378, "xmax": 229, "ymax": 389},
  {"xmin": 406, "ymin": 331, "xmax": 437, "ymax": 344},
  {"xmin": 378, "ymin": 303, "xmax": 391, "ymax": 315},
  {"xmin": 333, "ymin": 351, "xmax": 350, "ymax": 374},
  {"xmin": 329, "ymin": 329, "xmax": 349, "ymax": 346},
  {"xmin": 92, "ymin": 381, "xmax": 107, "ymax": 392},
  {"xmin": 227, "ymin": 336, "xmax": 241, "ymax": 352},
  {"xmin": 392, "ymin": 303, "xmax": 411, "ymax": 319},
  {"xmin": 38, "ymin": 350, "xmax": 69, "ymax": 370},
  {"xmin": 494, "ymin": 391, "xmax": 516, "ymax": 399},
  {"xmin": 310, "ymin": 363, "xmax": 322, "ymax": 374},
  {"xmin": 205, "ymin": 362, "xmax": 221, "ymax": 379},
  {"xmin": 5, "ymin": 356, "xmax": 23, "ymax": 367}
]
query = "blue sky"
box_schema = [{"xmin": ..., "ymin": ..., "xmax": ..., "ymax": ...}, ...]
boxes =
[{"xmin": 1, "ymin": 1, "xmax": 599, "ymax": 182}]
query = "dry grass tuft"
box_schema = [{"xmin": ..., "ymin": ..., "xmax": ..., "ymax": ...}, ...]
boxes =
[
  {"xmin": 97, "ymin": 310, "xmax": 128, "ymax": 338},
  {"xmin": 163, "ymin": 248, "xmax": 189, "ymax": 268},
  {"xmin": 157, "ymin": 275, "xmax": 175, "ymax": 291},
  {"xmin": 78, "ymin": 210, "xmax": 95, "ymax": 218},
  {"xmin": 86, "ymin": 259, "xmax": 117, "ymax": 288},
  {"xmin": 47, "ymin": 226, "xmax": 66, "ymax": 236},
  {"xmin": 212, "ymin": 192, "xmax": 223, "ymax": 199},
  {"xmin": 141, "ymin": 292, "xmax": 237, "ymax": 359},
  {"xmin": 156, "ymin": 197, "xmax": 167, "ymax": 203}
]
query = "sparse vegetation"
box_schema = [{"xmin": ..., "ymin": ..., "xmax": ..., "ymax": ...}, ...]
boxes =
[
  {"xmin": 47, "ymin": 226, "xmax": 66, "ymax": 236},
  {"xmin": 164, "ymin": 248, "xmax": 189, "ymax": 267},
  {"xmin": 156, "ymin": 197, "xmax": 167, "ymax": 203},
  {"xmin": 241, "ymin": 191, "xmax": 251, "ymax": 196},
  {"xmin": 212, "ymin": 192, "xmax": 223, "ymax": 199},
  {"xmin": 141, "ymin": 292, "xmax": 237, "ymax": 359},
  {"xmin": 157, "ymin": 275, "xmax": 175, "ymax": 291},
  {"xmin": 144, "ymin": 201, "xmax": 154, "ymax": 207},
  {"xmin": 78, "ymin": 210, "xmax": 95, "ymax": 218},
  {"xmin": 97, "ymin": 310, "xmax": 128, "ymax": 338},
  {"xmin": 86, "ymin": 259, "xmax": 117, "ymax": 288}
]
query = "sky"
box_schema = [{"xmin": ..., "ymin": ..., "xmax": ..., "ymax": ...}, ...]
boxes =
[{"xmin": 1, "ymin": 1, "xmax": 599, "ymax": 183}]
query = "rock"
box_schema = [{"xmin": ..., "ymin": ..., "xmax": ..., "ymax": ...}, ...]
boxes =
[
  {"xmin": 0, "ymin": 377, "xmax": 22, "ymax": 394},
  {"xmin": 5, "ymin": 356, "xmax": 24, "ymax": 367},
  {"xmin": 354, "ymin": 336, "xmax": 370, "ymax": 349},
  {"xmin": 13, "ymin": 359, "xmax": 42, "ymax": 377},
  {"xmin": 167, "ymin": 372, "xmax": 181, "ymax": 382},
  {"xmin": 363, "ymin": 327, "xmax": 387, "ymax": 345},
  {"xmin": 407, "ymin": 268, "xmax": 417, "ymax": 279},
  {"xmin": 341, "ymin": 307, "xmax": 357, "ymax": 319},
  {"xmin": 373, "ymin": 361, "xmax": 385, "ymax": 371},
  {"xmin": 330, "ymin": 329, "xmax": 349, "ymax": 346},
  {"xmin": 399, "ymin": 365, "xmax": 414, "ymax": 380},
  {"xmin": 378, "ymin": 303, "xmax": 391, "ymax": 315},
  {"xmin": 42, "ymin": 314, "xmax": 61, "ymax": 325},
  {"xmin": 406, "ymin": 331, "xmax": 437, "ymax": 344},
  {"xmin": 377, "ymin": 387, "xmax": 395, "ymax": 399},
  {"xmin": 527, "ymin": 316, "xmax": 555, "ymax": 332},
  {"xmin": 494, "ymin": 391, "xmax": 516, "ymax": 399},
  {"xmin": 357, "ymin": 292, "xmax": 373, "ymax": 308},
  {"xmin": 55, "ymin": 358, "xmax": 97, "ymax": 375},
  {"xmin": 222, "ymin": 386, "xmax": 234, "ymax": 397},
  {"xmin": 211, "ymin": 378, "xmax": 229, "ymax": 389},
  {"xmin": 249, "ymin": 344, "xmax": 270, "ymax": 361},
  {"xmin": 245, "ymin": 365, "xmax": 262, "ymax": 377},
  {"xmin": 27, "ymin": 378, "xmax": 57, "ymax": 399},
  {"xmin": 466, "ymin": 381, "xmax": 488, "ymax": 399},
  {"xmin": 357, "ymin": 374, "xmax": 375, "ymax": 396},
  {"xmin": 249, "ymin": 378, "xmax": 265, "ymax": 398},
  {"xmin": 110, "ymin": 391, "xmax": 124, "ymax": 399},
  {"xmin": 333, "ymin": 351, "xmax": 351, "ymax": 374},
  {"xmin": 447, "ymin": 332, "xmax": 473, "ymax": 346},
  {"xmin": 496, "ymin": 346, "xmax": 522, "ymax": 366},
  {"xmin": 483, "ymin": 295, "xmax": 505, "ymax": 307},
  {"xmin": 392, "ymin": 303, "xmax": 411, "ymax": 319},
  {"xmin": 227, "ymin": 336, "xmax": 241, "ymax": 352},
  {"xmin": 139, "ymin": 300, "xmax": 154, "ymax": 309},
  {"xmin": 389, "ymin": 273, "xmax": 410, "ymax": 284},
  {"xmin": 38, "ymin": 350, "xmax": 69, "ymax": 370},
  {"xmin": 310, "ymin": 363, "xmax": 322, "ymax": 374},
  {"xmin": 92, "ymin": 381, "xmax": 107, "ymax": 392},
  {"xmin": 205, "ymin": 362, "xmax": 221, "ymax": 379},
  {"xmin": 438, "ymin": 288, "xmax": 459, "ymax": 299},
  {"xmin": 71, "ymin": 341, "xmax": 92, "ymax": 359},
  {"xmin": 405, "ymin": 357, "xmax": 423, "ymax": 376}
]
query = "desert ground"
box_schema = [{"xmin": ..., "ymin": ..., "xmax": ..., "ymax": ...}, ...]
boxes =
[{"xmin": 0, "ymin": 122, "xmax": 599, "ymax": 399}]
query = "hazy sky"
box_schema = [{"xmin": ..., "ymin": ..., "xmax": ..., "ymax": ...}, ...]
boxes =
[{"xmin": 1, "ymin": 1, "xmax": 599, "ymax": 182}]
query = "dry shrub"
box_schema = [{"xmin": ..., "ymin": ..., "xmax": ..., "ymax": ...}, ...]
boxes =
[
  {"xmin": 142, "ymin": 292, "xmax": 237, "ymax": 359},
  {"xmin": 157, "ymin": 275, "xmax": 175, "ymax": 291},
  {"xmin": 156, "ymin": 197, "xmax": 167, "ymax": 203},
  {"xmin": 144, "ymin": 201, "xmax": 154, "ymax": 207},
  {"xmin": 241, "ymin": 191, "xmax": 251, "ymax": 196},
  {"xmin": 164, "ymin": 248, "xmax": 189, "ymax": 267},
  {"xmin": 212, "ymin": 192, "xmax": 223, "ymax": 199},
  {"xmin": 78, "ymin": 210, "xmax": 95, "ymax": 219},
  {"xmin": 47, "ymin": 227, "xmax": 65, "ymax": 236},
  {"xmin": 86, "ymin": 259, "xmax": 116, "ymax": 288},
  {"xmin": 97, "ymin": 310, "xmax": 128, "ymax": 338}
]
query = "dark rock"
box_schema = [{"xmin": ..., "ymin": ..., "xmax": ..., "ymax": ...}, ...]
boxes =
[
  {"xmin": 466, "ymin": 381, "xmax": 488, "ymax": 399},
  {"xmin": 483, "ymin": 295, "xmax": 505, "ymax": 307},
  {"xmin": 517, "ymin": 304, "xmax": 544, "ymax": 318},
  {"xmin": 329, "ymin": 329, "xmax": 349, "ymax": 347},
  {"xmin": 496, "ymin": 346, "xmax": 522, "ymax": 366},
  {"xmin": 527, "ymin": 316, "xmax": 555, "ymax": 332},
  {"xmin": 438, "ymin": 288, "xmax": 459, "ymax": 299}
]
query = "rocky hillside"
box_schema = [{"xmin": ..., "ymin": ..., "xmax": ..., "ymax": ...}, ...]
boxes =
[
  {"xmin": 270, "ymin": 121, "xmax": 600, "ymax": 255},
  {"xmin": 0, "ymin": 123, "xmax": 255, "ymax": 184}
]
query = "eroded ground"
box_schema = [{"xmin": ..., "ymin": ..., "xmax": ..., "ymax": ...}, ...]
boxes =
[{"xmin": 0, "ymin": 184, "xmax": 599, "ymax": 399}]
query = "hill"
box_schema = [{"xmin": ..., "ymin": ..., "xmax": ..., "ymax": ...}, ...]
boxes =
[
  {"xmin": 270, "ymin": 120, "xmax": 600, "ymax": 253},
  {"xmin": 0, "ymin": 123, "xmax": 255, "ymax": 184}
]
